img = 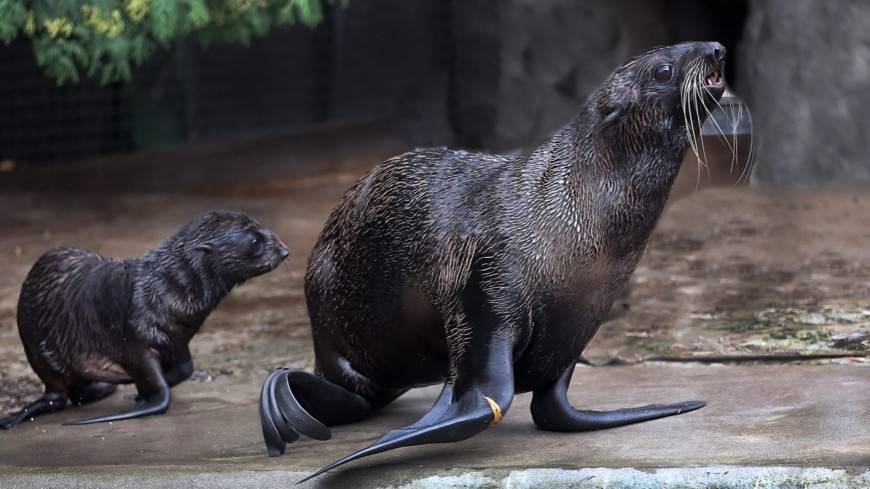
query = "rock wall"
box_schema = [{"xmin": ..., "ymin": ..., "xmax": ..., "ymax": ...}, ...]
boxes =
[
  {"xmin": 739, "ymin": 0, "xmax": 870, "ymax": 187},
  {"xmin": 443, "ymin": 0, "xmax": 745, "ymax": 151},
  {"xmin": 446, "ymin": 0, "xmax": 672, "ymax": 150}
]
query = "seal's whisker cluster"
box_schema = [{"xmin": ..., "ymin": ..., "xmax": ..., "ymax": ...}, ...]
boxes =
[
  {"xmin": 682, "ymin": 55, "xmax": 756, "ymax": 188},
  {"xmin": 681, "ymin": 57, "xmax": 707, "ymax": 188},
  {"xmin": 736, "ymin": 105, "xmax": 756, "ymax": 185},
  {"xmin": 706, "ymin": 89, "xmax": 756, "ymax": 185}
]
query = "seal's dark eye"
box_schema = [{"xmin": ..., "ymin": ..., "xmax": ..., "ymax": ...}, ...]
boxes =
[
  {"xmin": 654, "ymin": 64, "xmax": 673, "ymax": 83},
  {"xmin": 248, "ymin": 233, "xmax": 264, "ymax": 255}
]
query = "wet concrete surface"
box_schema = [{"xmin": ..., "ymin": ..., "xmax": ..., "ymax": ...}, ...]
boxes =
[
  {"xmin": 0, "ymin": 364, "xmax": 868, "ymax": 487},
  {"xmin": 592, "ymin": 189, "xmax": 870, "ymax": 363},
  {"xmin": 0, "ymin": 124, "xmax": 868, "ymax": 485}
]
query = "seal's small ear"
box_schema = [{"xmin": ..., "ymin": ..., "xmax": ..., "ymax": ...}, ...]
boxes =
[{"xmin": 597, "ymin": 73, "xmax": 638, "ymax": 130}]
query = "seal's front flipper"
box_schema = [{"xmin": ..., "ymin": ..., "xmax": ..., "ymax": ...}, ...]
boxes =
[
  {"xmin": 260, "ymin": 368, "xmax": 371, "ymax": 457},
  {"xmin": 298, "ymin": 390, "xmax": 504, "ymax": 484},
  {"xmin": 65, "ymin": 356, "xmax": 170, "ymax": 425},
  {"xmin": 0, "ymin": 392, "xmax": 67, "ymax": 429},
  {"xmin": 374, "ymin": 383, "xmax": 455, "ymax": 446},
  {"xmin": 531, "ymin": 366, "xmax": 705, "ymax": 432},
  {"xmin": 299, "ymin": 331, "xmax": 517, "ymax": 483}
]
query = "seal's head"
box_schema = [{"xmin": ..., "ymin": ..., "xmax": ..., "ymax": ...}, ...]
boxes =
[
  {"xmin": 177, "ymin": 210, "xmax": 289, "ymax": 283},
  {"xmin": 593, "ymin": 41, "xmax": 727, "ymax": 144}
]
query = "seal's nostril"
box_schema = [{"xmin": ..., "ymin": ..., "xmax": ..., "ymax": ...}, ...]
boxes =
[{"xmin": 713, "ymin": 47, "xmax": 721, "ymax": 59}]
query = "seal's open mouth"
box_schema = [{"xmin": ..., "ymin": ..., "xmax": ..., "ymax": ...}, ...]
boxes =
[{"xmin": 705, "ymin": 70, "xmax": 723, "ymax": 87}]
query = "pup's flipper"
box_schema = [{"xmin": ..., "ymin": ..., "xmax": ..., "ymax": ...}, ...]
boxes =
[
  {"xmin": 0, "ymin": 393, "xmax": 67, "ymax": 429},
  {"xmin": 64, "ymin": 386, "xmax": 170, "ymax": 425}
]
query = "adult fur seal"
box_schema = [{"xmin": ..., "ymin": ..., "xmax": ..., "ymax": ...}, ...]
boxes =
[
  {"xmin": 0, "ymin": 211, "xmax": 288, "ymax": 428},
  {"xmin": 261, "ymin": 41, "xmax": 728, "ymax": 480}
]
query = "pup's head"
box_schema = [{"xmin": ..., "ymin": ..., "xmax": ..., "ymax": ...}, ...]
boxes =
[{"xmin": 180, "ymin": 211, "xmax": 289, "ymax": 283}]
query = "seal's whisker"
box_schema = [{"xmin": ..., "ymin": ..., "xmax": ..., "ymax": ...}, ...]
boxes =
[
  {"xmin": 717, "ymin": 92, "xmax": 755, "ymax": 185},
  {"xmin": 692, "ymin": 80, "xmax": 706, "ymax": 190},
  {"xmin": 736, "ymin": 106, "xmax": 756, "ymax": 185},
  {"xmin": 682, "ymin": 61, "xmax": 703, "ymax": 164},
  {"xmin": 729, "ymin": 96, "xmax": 756, "ymax": 185},
  {"xmin": 700, "ymin": 87, "xmax": 735, "ymax": 154},
  {"xmin": 699, "ymin": 86, "xmax": 738, "ymax": 178},
  {"xmin": 728, "ymin": 95, "xmax": 741, "ymax": 174},
  {"xmin": 692, "ymin": 73, "xmax": 711, "ymax": 179},
  {"xmin": 680, "ymin": 62, "xmax": 702, "ymax": 191},
  {"xmin": 689, "ymin": 61, "xmax": 708, "ymax": 190},
  {"xmin": 680, "ymin": 73, "xmax": 696, "ymax": 158},
  {"xmin": 714, "ymin": 90, "xmax": 741, "ymax": 175},
  {"xmin": 690, "ymin": 61, "xmax": 708, "ymax": 172}
]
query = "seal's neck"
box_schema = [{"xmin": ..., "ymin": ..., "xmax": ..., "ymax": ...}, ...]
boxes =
[
  {"xmin": 519, "ymin": 109, "xmax": 689, "ymax": 253},
  {"xmin": 137, "ymin": 238, "xmax": 234, "ymax": 331},
  {"xmin": 528, "ymin": 112, "xmax": 685, "ymax": 187}
]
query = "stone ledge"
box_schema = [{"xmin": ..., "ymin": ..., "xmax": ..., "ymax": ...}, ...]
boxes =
[{"xmin": 2, "ymin": 466, "xmax": 868, "ymax": 488}]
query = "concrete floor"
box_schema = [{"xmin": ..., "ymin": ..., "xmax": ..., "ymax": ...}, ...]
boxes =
[
  {"xmin": 0, "ymin": 124, "xmax": 868, "ymax": 487},
  {"xmin": 1, "ymin": 364, "xmax": 868, "ymax": 487}
]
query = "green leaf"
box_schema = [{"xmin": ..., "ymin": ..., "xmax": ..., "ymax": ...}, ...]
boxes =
[
  {"xmin": 15, "ymin": 0, "xmax": 342, "ymax": 84},
  {"xmin": 150, "ymin": 0, "xmax": 179, "ymax": 43},
  {"xmin": 187, "ymin": 0, "xmax": 210, "ymax": 28},
  {"xmin": 0, "ymin": 0, "xmax": 28, "ymax": 42}
]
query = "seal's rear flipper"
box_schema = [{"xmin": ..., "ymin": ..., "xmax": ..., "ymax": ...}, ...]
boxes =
[
  {"xmin": 0, "ymin": 393, "xmax": 67, "ymax": 429},
  {"xmin": 260, "ymin": 368, "xmax": 371, "ymax": 457},
  {"xmin": 531, "ymin": 365, "xmax": 705, "ymax": 432}
]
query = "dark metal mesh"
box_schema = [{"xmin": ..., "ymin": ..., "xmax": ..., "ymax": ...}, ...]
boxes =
[{"xmin": 0, "ymin": 1, "xmax": 451, "ymax": 165}]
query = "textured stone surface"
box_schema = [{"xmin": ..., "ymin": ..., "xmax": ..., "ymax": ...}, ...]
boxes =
[
  {"xmin": 739, "ymin": 0, "xmax": 870, "ymax": 188},
  {"xmin": 3, "ymin": 467, "xmax": 869, "ymax": 489},
  {"xmin": 1, "ymin": 365, "xmax": 868, "ymax": 487},
  {"xmin": 459, "ymin": 0, "xmax": 673, "ymax": 150}
]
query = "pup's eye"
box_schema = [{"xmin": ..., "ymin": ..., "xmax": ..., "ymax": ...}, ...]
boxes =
[
  {"xmin": 248, "ymin": 234, "xmax": 264, "ymax": 254},
  {"xmin": 654, "ymin": 64, "xmax": 673, "ymax": 82}
]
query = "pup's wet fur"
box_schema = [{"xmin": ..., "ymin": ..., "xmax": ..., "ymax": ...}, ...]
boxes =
[{"xmin": 1, "ymin": 211, "xmax": 288, "ymax": 428}]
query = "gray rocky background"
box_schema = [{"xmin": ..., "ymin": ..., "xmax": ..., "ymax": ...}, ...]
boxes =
[
  {"xmin": 738, "ymin": 0, "xmax": 870, "ymax": 188},
  {"xmin": 11, "ymin": 0, "xmax": 870, "ymax": 190},
  {"xmin": 402, "ymin": 0, "xmax": 869, "ymax": 188}
]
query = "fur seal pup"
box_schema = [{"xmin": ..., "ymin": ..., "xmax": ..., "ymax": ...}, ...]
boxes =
[
  {"xmin": 261, "ymin": 41, "xmax": 728, "ymax": 480},
  {"xmin": 0, "ymin": 211, "xmax": 288, "ymax": 428}
]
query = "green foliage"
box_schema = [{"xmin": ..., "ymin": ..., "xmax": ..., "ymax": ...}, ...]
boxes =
[{"xmin": 0, "ymin": 0, "xmax": 345, "ymax": 85}]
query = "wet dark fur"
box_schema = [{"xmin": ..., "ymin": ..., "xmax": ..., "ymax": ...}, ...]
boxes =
[
  {"xmin": 262, "ymin": 42, "xmax": 727, "ymax": 477},
  {"xmin": 2, "ymin": 211, "xmax": 288, "ymax": 427},
  {"xmin": 307, "ymin": 43, "xmax": 721, "ymax": 399}
]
